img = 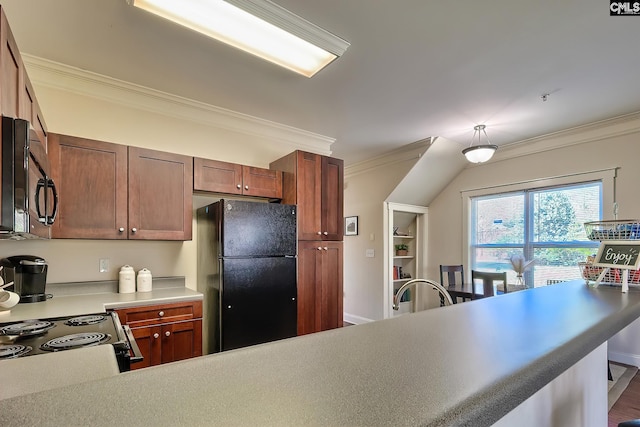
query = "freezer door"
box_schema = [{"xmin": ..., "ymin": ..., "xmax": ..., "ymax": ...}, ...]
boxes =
[
  {"xmin": 220, "ymin": 200, "xmax": 297, "ymax": 257},
  {"xmin": 220, "ymin": 257, "xmax": 297, "ymax": 351}
]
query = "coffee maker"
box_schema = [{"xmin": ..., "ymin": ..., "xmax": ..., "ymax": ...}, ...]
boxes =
[{"xmin": 0, "ymin": 255, "xmax": 49, "ymax": 303}]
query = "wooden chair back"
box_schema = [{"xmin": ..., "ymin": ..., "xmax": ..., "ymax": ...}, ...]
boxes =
[
  {"xmin": 440, "ymin": 265, "xmax": 464, "ymax": 288},
  {"xmin": 471, "ymin": 270, "xmax": 507, "ymax": 299}
]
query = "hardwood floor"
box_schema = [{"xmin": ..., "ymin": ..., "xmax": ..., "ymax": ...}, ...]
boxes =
[{"xmin": 609, "ymin": 370, "xmax": 640, "ymax": 426}]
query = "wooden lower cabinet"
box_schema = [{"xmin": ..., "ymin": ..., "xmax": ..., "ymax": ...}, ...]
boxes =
[
  {"xmin": 113, "ymin": 300, "xmax": 203, "ymax": 370},
  {"xmin": 298, "ymin": 241, "xmax": 343, "ymax": 335}
]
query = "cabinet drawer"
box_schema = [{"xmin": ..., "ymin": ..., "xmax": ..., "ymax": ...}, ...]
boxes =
[{"xmin": 115, "ymin": 301, "xmax": 203, "ymax": 328}]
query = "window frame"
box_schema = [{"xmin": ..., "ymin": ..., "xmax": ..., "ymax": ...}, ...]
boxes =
[{"xmin": 461, "ymin": 169, "xmax": 616, "ymax": 283}]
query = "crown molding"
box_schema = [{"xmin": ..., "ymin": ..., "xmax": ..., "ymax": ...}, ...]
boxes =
[
  {"xmin": 492, "ymin": 111, "xmax": 640, "ymax": 162},
  {"xmin": 22, "ymin": 54, "xmax": 334, "ymax": 156},
  {"xmin": 345, "ymin": 138, "xmax": 433, "ymax": 179}
]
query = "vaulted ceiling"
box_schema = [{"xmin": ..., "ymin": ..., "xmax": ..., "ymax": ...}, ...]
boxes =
[{"xmin": 2, "ymin": 0, "xmax": 639, "ymax": 164}]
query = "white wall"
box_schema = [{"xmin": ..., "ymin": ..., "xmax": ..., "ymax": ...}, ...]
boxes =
[
  {"xmin": 426, "ymin": 123, "xmax": 640, "ymax": 279},
  {"xmin": 343, "ymin": 147, "xmax": 425, "ymax": 323},
  {"xmin": 0, "ymin": 59, "xmax": 331, "ymax": 289},
  {"xmin": 426, "ymin": 116, "xmax": 640, "ymax": 364}
]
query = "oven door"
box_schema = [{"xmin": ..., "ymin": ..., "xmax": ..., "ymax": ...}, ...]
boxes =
[{"xmin": 110, "ymin": 312, "xmax": 143, "ymax": 372}]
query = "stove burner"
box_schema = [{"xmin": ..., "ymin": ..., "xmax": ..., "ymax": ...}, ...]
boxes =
[
  {"xmin": 0, "ymin": 344, "xmax": 32, "ymax": 359},
  {"xmin": 40, "ymin": 332, "xmax": 111, "ymax": 351},
  {"xmin": 65, "ymin": 315, "xmax": 107, "ymax": 326},
  {"xmin": 0, "ymin": 321, "xmax": 55, "ymax": 337}
]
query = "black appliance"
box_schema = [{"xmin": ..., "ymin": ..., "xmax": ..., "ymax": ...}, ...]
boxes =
[
  {"xmin": 0, "ymin": 312, "xmax": 142, "ymax": 372},
  {"xmin": 197, "ymin": 200, "xmax": 297, "ymax": 353},
  {"xmin": 1, "ymin": 115, "xmax": 58, "ymax": 239},
  {"xmin": 0, "ymin": 255, "xmax": 49, "ymax": 303}
]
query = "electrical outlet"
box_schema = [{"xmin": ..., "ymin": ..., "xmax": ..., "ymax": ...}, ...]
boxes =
[{"xmin": 99, "ymin": 258, "xmax": 110, "ymax": 273}]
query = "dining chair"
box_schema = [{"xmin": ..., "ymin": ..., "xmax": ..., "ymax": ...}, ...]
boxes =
[
  {"xmin": 439, "ymin": 265, "xmax": 467, "ymax": 303},
  {"xmin": 471, "ymin": 270, "xmax": 508, "ymax": 300}
]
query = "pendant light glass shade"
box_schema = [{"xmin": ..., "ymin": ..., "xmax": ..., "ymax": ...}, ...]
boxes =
[
  {"xmin": 462, "ymin": 125, "xmax": 498, "ymax": 163},
  {"xmin": 127, "ymin": 0, "xmax": 350, "ymax": 77}
]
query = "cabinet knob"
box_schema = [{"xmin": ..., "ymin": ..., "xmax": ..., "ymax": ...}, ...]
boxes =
[
  {"xmin": 165, "ymin": 331, "xmax": 171, "ymax": 337},
  {"xmin": 291, "ymin": 297, "xmax": 296, "ymax": 301},
  {"xmin": 131, "ymin": 228, "xmax": 137, "ymax": 233},
  {"xmin": 153, "ymin": 333, "xmax": 159, "ymax": 339},
  {"xmin": 323, "ymin": 231, "xmax": 328, "ymax": 235},
  {"xmin": 244, "ymin": 185, "xmax": 249, "ymax": 190},
  {"xmin": 236, "ymin": 184, "xmax": 241, "ymax": 189},
  {"xmin": 317, "ymin": 231, "xmax": 322, "ymax": 235},
  {"xmin": 158, "ymin": 311, "xmax": 164, "ymax": 317},
  {"xmin": 118, "ymin": 227, "xmax": 125, "ymax": 232},
  {"xmin": 323, "ymin": 247, "xmax": 328, "ymax": 251},
  {"xmin": 317, "ymin": 247, "xmax": 322, "ymax": 251}
]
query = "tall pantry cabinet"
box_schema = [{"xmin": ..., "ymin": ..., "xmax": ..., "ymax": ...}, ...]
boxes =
[{"xmin": 270, "ymin": 151, "xmax": 344, "ymax": 335}]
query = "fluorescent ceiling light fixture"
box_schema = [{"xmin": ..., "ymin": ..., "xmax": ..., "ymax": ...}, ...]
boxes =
[
  {"xmin": 127, "ymin": 0, "xmax": 350, "ymax": 77},
  {"xmin": 462, "ymin": 125, "xmax": 498, "ymax": 163}
]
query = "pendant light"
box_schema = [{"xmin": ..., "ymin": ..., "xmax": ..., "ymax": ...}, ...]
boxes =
[{"xmin": 462, "ymin": 125, "xmax": 498, "ymax": 163}]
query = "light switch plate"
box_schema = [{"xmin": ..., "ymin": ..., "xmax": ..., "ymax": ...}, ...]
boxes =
[
  {"xmin": 365, "ymin": 249, "xmax": 375, "ymax": 258},
  {"xmin": 99, "ymin": 258, "xmax": 110, "ymax": 273}
]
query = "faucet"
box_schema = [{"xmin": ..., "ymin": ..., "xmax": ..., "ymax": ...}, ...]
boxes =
[{"xmin": 393, "ymin": 279, "xmax": 454, "ymax": 310}]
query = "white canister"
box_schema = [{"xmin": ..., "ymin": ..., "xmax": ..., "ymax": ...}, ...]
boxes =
[
  {"xmin": 118, "ymin": 265, "xmax": 135, "ymax": 294},
  {"xmin": 137, "ymin": 268, "xmax": 153, "ymax": 293}
]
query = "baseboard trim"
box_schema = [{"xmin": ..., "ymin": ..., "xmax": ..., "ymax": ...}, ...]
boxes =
[
  {"xmin": 608, "ymin": 350, "xmax": 640, "ymax": 368},
  {"xmin": 344, "ymin": 313, "xmax": 375, "ymax": 325}
]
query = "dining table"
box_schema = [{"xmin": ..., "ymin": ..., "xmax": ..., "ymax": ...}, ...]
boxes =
[{"xmin": 445, "ymin": 282, "xmax": 527, "ymax": 303}]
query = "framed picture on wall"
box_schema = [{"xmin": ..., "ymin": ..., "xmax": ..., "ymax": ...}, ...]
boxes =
[{"xmin": 345, "ymin": 216, "xmax": 358, "ymax": 236}]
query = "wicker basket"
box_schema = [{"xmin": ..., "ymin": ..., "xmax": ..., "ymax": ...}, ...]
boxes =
[
  {"xmin": 579, "ymin": 262, "xmax": 640, "ymax": 285},
  {"xmin": 583, "ymin": 220, "xmax": 640, "ymax": 241}
]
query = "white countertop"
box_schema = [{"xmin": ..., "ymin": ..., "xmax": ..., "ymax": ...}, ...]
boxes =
[
  {"xmin": 0, "ymin": 279, "xmax": 203, "ymax": 401},
  {"xmin": 0, "ymin": 345, "xmax": 121, "ymax": 400},
  {"xmin": 0, "ymin": 282, "xmax": 203, "ymax": 322}
]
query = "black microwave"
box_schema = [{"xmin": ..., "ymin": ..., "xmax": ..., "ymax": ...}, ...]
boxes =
[{"xmin": 1, "ymin": 116, "xmax": 57, "ymax": 239}]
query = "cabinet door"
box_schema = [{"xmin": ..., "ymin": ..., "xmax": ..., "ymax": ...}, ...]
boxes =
[
  {"xmin": 321, "ymin": 157, "xmax": 344, "ymax": 241},
  {"xmin": 22, "ymin": 75, "xmax": 47, "ymax": 151},
  {"xmin": 319, "ymin": 241, "xmax": 343, "ymax": 330},
  {"xmin": 297, "ymin": 241, "xmax": 321, "ymax": 335},
  {"xmin": 296, "ymin": 152, "xmax": 322, "ymax": 240},
  {"xmin": 193, "ymin": 158, "xmax": 242, "ymax": 195},
  {"xmin": 129, "ymin": 147, "xmax": 193, "ymax": 240},
  {"xmin": 129, "ymin": 325, "xmax": 162, "ymax": 370},
  {"xmin": 242, "ymin": 166, "xmax": 282, "ymax": 198},
  {"xmin": 161, "ymin": 319, "xmax": 203, "ymax": 364},
  {"xmin": 0, "ymin": 8, "xmax": 23, "ymax": 119},
  {"xmin": 298, "ymin": 241, "xmax": 343, "ymax": 335},
  {"xmin": 48, "ymin": 134, "xmax": 128, "ymax": 239}
]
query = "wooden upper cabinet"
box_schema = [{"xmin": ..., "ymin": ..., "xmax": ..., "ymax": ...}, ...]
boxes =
[
  {"xmin": 194, "ymin": 158, "xmax": 282, "ymax": 199},
  {"xmin": 129, "ymin": 147, "xmax": 193, "ymax": 240},
  {"xmin": 22, "ymin": 74, "xmax": 47, "ymax": 150},
  {"xmin": 49, "ymin": 134, "xmax": 192, "ymax": 240},
  {"xmin": 49, "ymin": 134, "xmax": 128, "ymax": 239},
  {"xmin": 270, "ymin": 151, "xmax": 343, "ymax": 241},
  {"xmin": 321, "ymin": 156, "xmax": 344, "ymax": 241},
  {"xmin": 0, "ymin": 6, "xmax": 24, "ymax": 120}
]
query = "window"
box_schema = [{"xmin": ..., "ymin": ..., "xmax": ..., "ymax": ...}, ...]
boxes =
[{"xmin": 470, "ymin": 181, "xmax": 602, "ymax": 287}]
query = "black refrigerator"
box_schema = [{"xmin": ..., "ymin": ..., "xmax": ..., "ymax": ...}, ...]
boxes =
[{"xmin": 196, "ymin": 199, "xmax": 297, "ymax": 353}]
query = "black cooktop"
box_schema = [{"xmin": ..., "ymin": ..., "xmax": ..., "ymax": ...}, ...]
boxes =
[{"xmin": 0, "ymin": 312, "xmax": 123, "ymax": 360}]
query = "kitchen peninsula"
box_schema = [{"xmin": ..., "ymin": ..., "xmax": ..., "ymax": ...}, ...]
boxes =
[{"xmin": 1, "ymin": 281, "xmax": 639, "ymax": 426}]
